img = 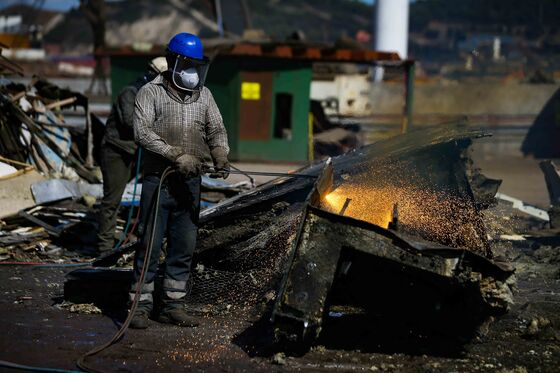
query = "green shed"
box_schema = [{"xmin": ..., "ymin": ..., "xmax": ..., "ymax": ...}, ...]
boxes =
[{"xmin": 101, "ymin": 42, "xmax": 404, "ymax": 162}]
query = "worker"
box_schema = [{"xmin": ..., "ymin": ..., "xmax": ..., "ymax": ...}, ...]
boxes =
[
  {"xmin": 129, "ymin": 32, "xmax": 230, "ymax": 329},
  {"xmin": 97, "ymin": 57, "xmax": 168, "ymax": 253}
]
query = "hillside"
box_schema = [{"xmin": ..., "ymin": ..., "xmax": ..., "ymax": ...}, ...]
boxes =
[
  {"xmin": 44, "ymin": 0, "xmax": 372, "ymax": 53},
  {"xmin": 41, "ymin": 0, "xmax": 560, "ymax": 67}
]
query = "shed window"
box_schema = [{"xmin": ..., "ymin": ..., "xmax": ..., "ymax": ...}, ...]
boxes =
[{"xmin": 273, "ymin": 93, "xmax": 293, "ymax": 140}]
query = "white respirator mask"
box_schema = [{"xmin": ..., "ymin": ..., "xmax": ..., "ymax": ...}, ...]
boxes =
[
  {"xmin": 177, "ymin": 67, "xmax": 199, "ymax": 89},
  {"xmin": 171, "ymin": 57, "xmax": 209, "ymax": 92}
]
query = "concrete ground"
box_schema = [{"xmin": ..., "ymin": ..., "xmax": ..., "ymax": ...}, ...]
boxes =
[
  {"xmin": 1, "ymin": 244, "xmax": 558, "ymax": 372},
  {"xmin": 471, "ymin": 128, "xmax": 553, "ymax": 209}
]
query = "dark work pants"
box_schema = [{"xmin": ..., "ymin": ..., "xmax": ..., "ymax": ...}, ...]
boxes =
[
  {"xmin": 130, "ymin": 173, "xmax": 200, "ymax": 313},
  {"xmin": 97, "ymin": 143, "xmax": 136, "ymax": 252}
]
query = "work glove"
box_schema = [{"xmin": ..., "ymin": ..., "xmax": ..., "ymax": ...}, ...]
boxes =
[
  {"xmin": 209, "ymin": 148, "xmax": 230, "ymax": 179},
  {"xmin": 175, "ymin": 154, "xmax": 202, "ymax": 177},
  {"xmin": 166, "ymin": 146, "xmax": 184, "ymax": 162}
]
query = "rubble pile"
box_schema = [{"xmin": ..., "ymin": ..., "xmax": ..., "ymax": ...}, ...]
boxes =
[
  {"xmin": 0, "ymin": 79, "xmax": 99, "ymax": 182},
  {"xmin": 0, "ymin": 199, "xmax": 99, "ymax": 263},
  {"xmin": 0, "ymin": 70, "xmax": 105, "ymax": 264}
]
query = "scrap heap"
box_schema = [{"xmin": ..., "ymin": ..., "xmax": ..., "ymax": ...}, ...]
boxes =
[
  {"xmin": 0, "ymin": 79, "xmax": 98, "ymax": 182},
  {"xmin": 66, "ymin": 125, "xmax": 516, "ymax": 350},
  {"xmin": 0, "ymin": 57, "xmax": 104, "ymax": 263}
]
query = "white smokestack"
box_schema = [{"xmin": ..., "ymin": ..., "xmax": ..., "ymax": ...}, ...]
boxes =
[
  {"xmin": 374, "ymin": 0, "xmax": 409, "ymax": 59},
  {"xmin": 373, "ymin": 0, "xmax": 410, "ymax": 81}
]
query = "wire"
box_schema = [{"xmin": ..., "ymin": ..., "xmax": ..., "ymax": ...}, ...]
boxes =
[
  {"xmin": 0, "ymin": 261, "xmax": 91, "ymax": 267},
  {"xmin": 112, "ymin": 148, "xmax": 142, "ymax": 251},
  {"xmin": 122, "ymin": 204, "xmax": 142, "ymax": 246},
  {"xmin": 0, "ymin": 359, "xmax": 80, "ymax": 373},
  {"xmin": 230, "ymin": 164, "xmax": 256, "ymax": 188},
  {"xmin": 77, "ymin": 167, "xmax": 174, "ymax": 373}
]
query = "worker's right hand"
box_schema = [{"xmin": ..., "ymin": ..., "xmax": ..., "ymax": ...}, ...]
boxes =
[{"xmin": 174, "ymin": 154, "xmax": 202, "ymax": 177}]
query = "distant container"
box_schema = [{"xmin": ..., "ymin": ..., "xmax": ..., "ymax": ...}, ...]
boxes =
[
  {"xmin": 1, "ymin": 47, "xmax": 45, "ymax": 60},
  {"xmin": 311, "ymin": 75, "xmax": 373, "ymax": 116}
]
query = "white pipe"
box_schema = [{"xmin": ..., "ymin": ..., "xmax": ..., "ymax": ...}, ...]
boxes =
[{"xmin": 373, "ymin": 0, "xmax": 409, "ymax": 59}]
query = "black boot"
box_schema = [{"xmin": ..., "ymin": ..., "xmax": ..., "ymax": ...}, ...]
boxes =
[
  {"xmin": 128, "ymin": 282, "xmax": 154, "ymax": 329},
  {"xmin": 157, "ymin": 308, "xmax": 199, "ymax": 327},
  {"xmin": 129, "ymin": 309, "xmax": 149, "ymax": 329}
]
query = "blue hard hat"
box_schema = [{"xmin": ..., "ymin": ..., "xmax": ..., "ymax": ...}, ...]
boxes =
[{"xmin": 167, "ymin": 33, "xmax": 204, "ymax": 60}]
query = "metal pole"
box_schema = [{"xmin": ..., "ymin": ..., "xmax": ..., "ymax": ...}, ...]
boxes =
[
  {"xmin": 215, "ymin": 0, "xmax": 224, "ymax": 37},
  {"xmin": 239, "ymin": 0, "xmax": 253, "ymax": 30},
  {"xmin": 226, "ymin": 170, "xmax": 317, "ymax": 179},
  {"xmin": 308, "ymin": 112, "xmax": 314, "ymax": 162},
  {"xmin": 85, "ymin": 104, "xmax": 94, "ymax": 168},
  {"xmin": 401, "ymin": 61, "xmax": 415, "ymax": 134}
]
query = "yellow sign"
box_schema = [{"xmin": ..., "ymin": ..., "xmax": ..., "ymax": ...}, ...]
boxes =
[{"xmin": 241, "ymin": 82, "xmax": 260, "ymax": 100}]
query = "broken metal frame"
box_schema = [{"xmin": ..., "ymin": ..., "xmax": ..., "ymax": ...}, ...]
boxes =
[
  {"xmin": 18, "ymin": 204, "xmax": 91, "ymax": 238},
  {"xmin": 271, "ymin": 152, "xmax": 513, "ymax": 347},
  {"xmin": 272, "ymin": 203, "xmax": 514, "ymax": 347},
  {"xmin": 270, "ymin": 156, "xmax": 336, "ymax": 342}
]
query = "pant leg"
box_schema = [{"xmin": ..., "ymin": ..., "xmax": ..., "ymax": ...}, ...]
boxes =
[
  {"xmin": 161, "ymin": 175, "xmax": 201, "ymax": 310},
  {"xmin": 97, "ymin": 144, "xmax": 134, "ymax": 251},
  {"xmin": 130, "ymin": 174, "xmax": 171, "ymax": 313}
]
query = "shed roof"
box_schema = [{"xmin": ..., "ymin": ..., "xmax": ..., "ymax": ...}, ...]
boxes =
[{"xmin": 97, "ymin": 40, "xmax": 403, "ymax": 64}]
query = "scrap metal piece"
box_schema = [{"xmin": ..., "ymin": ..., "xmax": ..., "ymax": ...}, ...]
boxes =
[
  {"xmin": 31, "ymin": 179, "xmax": 104, "ymax": 205},
  {"xmin": 31, "ymin": 180, "xmax": 77, "ymax": 204},
  {"xmin": 18, "ymin": 206, "xmax": 65, "ymax": 237},
  {"xmin": 495, "ymin": 193, "xmax": 549, "ymax": 222},
  {"xmin": 201, "ymin": 126, "xmax": 491, "ymax": 256},
  {"xmin": 308, "ymin": 157, "xmax": 333, "ymax": 207},
  {"xmin": 338, "ymin": 198, "xmax": 351, "ymax": 216},
  {"xmin": 272, "ymin": 205, "xmax": 514, "ymax": 348},
  {"xmin": 64, "ymin": 268, "xmax": 133, "ymax": 308},
  {"xmin": 271, "ymin": 158, "xmax": 335, "ymax": 345},
  {"xmin": 468, "ymin": 167, "xmax": 503, "ymax": 209}
]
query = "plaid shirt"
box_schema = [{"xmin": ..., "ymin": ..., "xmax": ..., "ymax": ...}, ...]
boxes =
[{"xmin": 133, "ymin": 73, "xmax": 229, "ymax": 174}]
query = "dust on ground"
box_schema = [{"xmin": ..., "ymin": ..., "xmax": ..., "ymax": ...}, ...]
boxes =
[{"xmin": 1, "ymin": 208, "xmax": 558, "ymax": 373}]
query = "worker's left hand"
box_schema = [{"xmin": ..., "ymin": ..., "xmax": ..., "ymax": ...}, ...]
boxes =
[
  {"xmin": 209, "ymin": 161, "xmax": 230, "ymax": 179},
  {"xmin": 210, "ymin": 148, "xmax": 230, "ymax": 179}
]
